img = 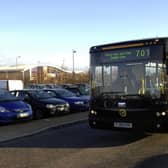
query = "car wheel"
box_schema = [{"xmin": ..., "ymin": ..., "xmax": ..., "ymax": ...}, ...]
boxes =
[
  {"xmin": 50, "ymin": 110, "xmax": 56, "ymax": 116},
  {"xmin": 33, "ymin": 109, "xmax": 44, "ymax": 119}
]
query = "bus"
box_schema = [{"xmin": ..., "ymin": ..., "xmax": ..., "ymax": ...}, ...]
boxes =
[{"xmin": 89, "ymin": 37, "xmax": 168, "ymax": 131}]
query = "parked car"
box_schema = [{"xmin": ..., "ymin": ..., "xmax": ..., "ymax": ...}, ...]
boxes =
[
  {"xmin": 26, "ymin": 84, "xmax": 60, "ymax": 89},
  {"xmin": 10, "ymin": 89, "xmax": 70, "ymax": 119},
  {"xmin": 43, "ymin": 88, "xmax": 90, "ymax": 112},
  {"xmin": 59, "ymin": 84, "xmax": 83, "ymax": 96},
  {"xmin": 75, "ymin": 83, "xmax": 90, "ymax": 96},
  {"xmin": 0, "ymin": 90, "xmax": 32, "ymax": 124}
]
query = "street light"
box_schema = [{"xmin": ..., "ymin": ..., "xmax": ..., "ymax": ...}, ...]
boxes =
[
  {"xmin": 72, "ymin": 49, "xmax": 76, "ymax": 82},
  {"xmin": 16, "ymin": 56, "xmax": 21, "ymax": 80},
  {"xmin": 16, "ymin": 56, "xmax": 21, "ymax": 69}
]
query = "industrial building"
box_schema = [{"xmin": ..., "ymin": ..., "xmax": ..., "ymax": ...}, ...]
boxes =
[{"xmin": 0, "ymin": 64, "xmax": 71, "ymax": 87}]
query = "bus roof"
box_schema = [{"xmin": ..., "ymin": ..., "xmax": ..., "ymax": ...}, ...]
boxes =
[{"xmin": 90, "ymin": 37, "xmax": 168, "ymax": 52}]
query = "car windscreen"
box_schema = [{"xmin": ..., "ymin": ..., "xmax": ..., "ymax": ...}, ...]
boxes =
[
  {"xmin": 28, "ymin": 90, "xmax": 54, "ymax": 99},
  {"xmin": 67, "ymin": 88, "xmax": 82, "ymax": 95},
  {"xmin": 0, "ymin": 90, "xmax": 18, "ymax": 101},
  {"xmin": 54, "ymin": 89, "xmax": 76, "ymax": 97}
]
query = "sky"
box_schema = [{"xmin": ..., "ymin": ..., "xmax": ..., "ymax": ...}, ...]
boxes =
[{"xmin": 0, "ymin": 0, "xmax": 168, "ymax": 71}]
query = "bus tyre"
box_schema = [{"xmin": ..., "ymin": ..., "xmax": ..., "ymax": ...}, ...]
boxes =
[{"xmin": 89, "ymin": 120, "xmax": 99, "ymax": 128}]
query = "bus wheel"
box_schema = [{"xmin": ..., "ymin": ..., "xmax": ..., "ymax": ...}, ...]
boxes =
[{"xmin": 89, "ymin": 120, "xmax": 100, "ymax": 128}]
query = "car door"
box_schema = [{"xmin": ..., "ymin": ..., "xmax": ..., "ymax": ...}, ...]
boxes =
[{"xmin": 18, "ymin": 91, "xmax": 44, "ymax": 119}]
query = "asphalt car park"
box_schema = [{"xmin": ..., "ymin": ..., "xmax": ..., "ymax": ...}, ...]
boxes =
[
  {"xmin": 10, "ymin": 89, "xmax": 70, "ymax": 119},
  {"xmin": 0, "ymin": 90, "xmax": 32, "ymax": 124},
  {"xmin": 43, "ymin": 88, "xmax": 90, "ymax": 112}
]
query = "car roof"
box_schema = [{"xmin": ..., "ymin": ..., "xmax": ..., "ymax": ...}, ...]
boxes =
[
  {"xmin": 11, "ymin": 89, "xmax": 43, "ymax": 92},
  {"xmin": 44, "ymin": 88, "xmax": 68, "ymax": 91}
]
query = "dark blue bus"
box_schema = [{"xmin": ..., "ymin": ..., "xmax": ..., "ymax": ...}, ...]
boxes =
[{"xmin": 89, "ymin": 37, "xmax": 168, "ymax": 131}]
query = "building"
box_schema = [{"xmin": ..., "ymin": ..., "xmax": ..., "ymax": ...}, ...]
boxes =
[{"xmin": 0, "ymin": 64, "xmax": 72, "ymax": 87}]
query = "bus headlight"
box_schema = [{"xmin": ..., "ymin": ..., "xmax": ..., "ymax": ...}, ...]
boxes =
[
  {"xmin": 90, "ymin": 110, "xmax": 97, "ymax": 115},
  {"xmin": 156, "ymin": 111, "xmax": 167, "ymax": 117},
  {"xmin": 161, "ymin": 112, "xmax": 166, "ymax": 116}
]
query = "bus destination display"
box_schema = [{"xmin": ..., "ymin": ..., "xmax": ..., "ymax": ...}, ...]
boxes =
[
  {"xmin": 98, "ymin": 45, "xmax": 163, "ymax": 63},
  {"xmin": 105, "ymin": 47, "xmax": 149, "ymax": 60}
]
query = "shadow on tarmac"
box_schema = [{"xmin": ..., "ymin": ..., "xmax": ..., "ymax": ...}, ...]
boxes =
[
  {"xmin": 134, "ymin": 154, "xmax": 168, "ymax": 168},
  {"xmin": 0, "ymin": 122, "xmax": 148, "ymax": 148}
]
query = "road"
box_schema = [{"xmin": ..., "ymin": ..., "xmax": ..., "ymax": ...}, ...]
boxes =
[{"xmin": 0, "ymin": 122, "xmax": 168, "ymax": 168}]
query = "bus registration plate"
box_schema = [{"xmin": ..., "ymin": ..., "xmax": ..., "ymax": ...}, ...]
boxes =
[{"xmin": 114, "ymin": 122, "xmax": 133, "ymax": 128}]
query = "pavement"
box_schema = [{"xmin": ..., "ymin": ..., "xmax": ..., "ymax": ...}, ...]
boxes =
[{"xmin": 0, "ymin": 112, "xmax": 88, "ymax": 143}]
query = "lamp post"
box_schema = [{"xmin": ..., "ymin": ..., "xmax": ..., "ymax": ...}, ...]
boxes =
[
  {"xmin": 16, "ymin": 56, "xmax": 21, "ymax": 69},
  {"xmin": 72, "ymin": 49, "xmax": 76, "ymax": 82},
  {"xmin": 16, "ymin": 56, "xmax": 21, "ymax": 80}
]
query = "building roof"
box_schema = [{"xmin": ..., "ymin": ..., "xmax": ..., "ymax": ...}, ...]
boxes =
[{"xmin": 0, "ymin": 64, "xmax": 70, "ymax": 73}]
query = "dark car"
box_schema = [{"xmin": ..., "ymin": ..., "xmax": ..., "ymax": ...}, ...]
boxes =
[
  {"xmin": 75, "ymin": 83, "xmax": 90, "ymax": 96},
  {"xmin": 59, "ymin": 84, "xmax": 83, "ymax": 96},
  {"xmin": 10, "ymin": 89, "xmax": 70, "ymax": 119},
  {"xmin": 44, "ymin": 88, "xmax": 90, "ymax": 112},
  {"xmin": 0, "ymin": 90, "xmax": 32, "ymax": 124},
  {"xmin": 58, "ymin": 84, "xmax": 90, "ymax": 101}
]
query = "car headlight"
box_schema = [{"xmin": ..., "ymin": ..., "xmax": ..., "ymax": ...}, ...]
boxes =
[
  {"xmin": 74, "ymin": 101, "xmax": 84, "ymax": 105},
  {"xmin": 66, "ymin": 103, "xmax": 70, "ymax": 107},
  {"xmin": 46, "ymin": 104, "xmax": 55, "ymax": 109},
  {"xmin": 0, "ymin": 106, "xmax": 9, "ymax": 113}
]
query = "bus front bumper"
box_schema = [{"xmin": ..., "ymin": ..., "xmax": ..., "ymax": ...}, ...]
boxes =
[{"xmin": 89, "ymin": 111, "xmax": 168, "ymax": 132}]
